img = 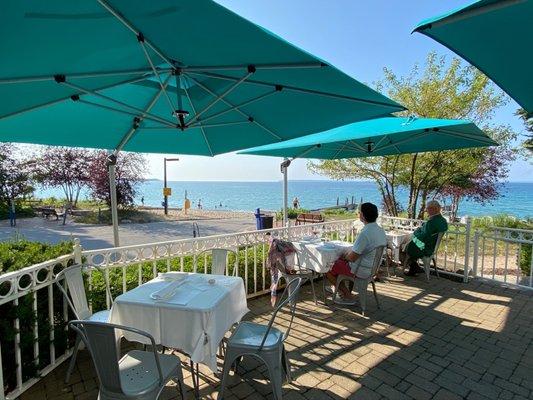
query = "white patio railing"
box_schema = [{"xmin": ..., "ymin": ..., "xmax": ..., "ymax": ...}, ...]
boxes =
[
  {"xmin": 380, "ymin": 215, "xmax": 473, "ymax": 282},
  {"xmin": 1, "ymin": 216, "xmax": 532, "ymax": 399},
  {"xmin": 0, "ymin": 219, "xmax": 356, "ymax": 400},
  {"xmin": 472, "ymin": 226, "xmax": 533, "ymax": 288}
]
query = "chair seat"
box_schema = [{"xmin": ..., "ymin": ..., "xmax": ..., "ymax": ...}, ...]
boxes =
[
  {"xmin": 88, "ymin": 310, "xmax": 111, "ymax": 323},
  {"xmin": 118, "ymin": 350, "xmax": 179, "ymax": 396},
  {"xmin": 229, "ymin": 321, "xmax": 284, "ymax": 349}
]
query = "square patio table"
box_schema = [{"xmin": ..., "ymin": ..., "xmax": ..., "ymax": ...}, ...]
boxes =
[
  {"xmin": 290, "ymin": 239, "xmax": 353, "ymax": 273},
  {"xmin": 108, "ymin": 272, "xmax": 249, "ymax": 373}
]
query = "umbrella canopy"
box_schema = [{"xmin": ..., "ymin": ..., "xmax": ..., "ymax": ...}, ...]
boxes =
[
  {"xmin": 238, "ymin": 117, "xmax": 498, "ymax": 159},
  {"xmin": 239, "ymin": 116, "xmax": 498, "ymax": 225},
  {"xmin": 1, "ymin": 0, "xmax": 404, "ymax": 247},
  {"xmin": 413, "ymin": 0, "xmax": 533, "ymax": 115},
  {"xmin": 0, "ymin": 0, "xmax": 404, "ymax": 155}
]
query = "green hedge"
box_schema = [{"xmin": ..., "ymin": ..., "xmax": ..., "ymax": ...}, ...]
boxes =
[
  {"xmin": 0, "ymin": 239, "xmax": 74, "ymax": 395},
  {"xmin": 0, "ymin": 241, "xmax": 271, "ymax": 396}
]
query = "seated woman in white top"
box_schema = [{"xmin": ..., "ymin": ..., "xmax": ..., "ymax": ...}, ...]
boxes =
[{"xmin": 326, "ymin": 202, "xmax": 387, "ymax": 302}]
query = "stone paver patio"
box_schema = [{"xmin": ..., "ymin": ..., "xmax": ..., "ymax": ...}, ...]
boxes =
[{"xmin": 21, "ymin": 274, "xmax": 533, "ymax": 400}]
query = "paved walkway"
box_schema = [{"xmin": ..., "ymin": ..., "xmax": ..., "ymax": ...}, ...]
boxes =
[
  {"xmin": 0, "ymin": 217, "xmax": 256, "ymax": 249},
  {"xmin": 20, "ymin": 275, "xmax": 533, "ymax": 400}
]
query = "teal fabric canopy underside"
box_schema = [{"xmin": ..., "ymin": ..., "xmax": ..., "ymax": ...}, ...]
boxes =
[
  {"xmin": 238, "ymin": 117, "xmax": 498, "ymax": 159},
  {"xmin": 414, "ymin": 0, "xmax": 533, "ymax": 114},
  {"xmin": 0, "ymin": 0, "xmax": 404, "ymax": 155}
]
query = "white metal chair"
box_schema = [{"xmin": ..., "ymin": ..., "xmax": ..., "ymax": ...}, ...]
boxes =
[
  {"xmin": 421, "ymin": 232, "xmax": 445, "ymax": 281},
  {"xmin": 69, "ymin": 320, "xmax": 185, "ymax": 400},
  {"xmin": 278, "ymin": 252, "xmax": 318, "ymax": 305},
  {"xmin": 331, "ymin": 246, "xmax": 386, "ymax": 316},
  {"xmin": 197, "ymin": 248, "xmax": 239, "ymax": 276},
  {"xmin": 218, "ymin": 277, "xmax": 304, "ymax": 400},
  {"xmin": 54, "ymin": 264, "xmax": 113, "ymax": 383}
]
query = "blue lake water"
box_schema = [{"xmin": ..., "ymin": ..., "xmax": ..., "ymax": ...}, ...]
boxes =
[{"xmin": 36, "ymin": 180, "xmax": 533, "ymax": 218}]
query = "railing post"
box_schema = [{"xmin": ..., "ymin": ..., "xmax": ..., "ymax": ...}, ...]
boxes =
[
  {"xmin": 463, "ymin": 217, "xmax": 472, "ymax": 283},
  {"xmin": 472, "ymin": 230, "xmax": 480, "ymax": 278},
  {"xmin": 73, "ymin": 238, "xmax": 82, "ymax": 264},
  {"xmin": 0, "ymin": 340, "xmax": 4, "ymax": 400}
]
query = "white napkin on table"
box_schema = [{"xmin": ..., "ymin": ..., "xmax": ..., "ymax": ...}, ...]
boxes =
[{"xmin": 150, "ymin": 280, "xmax": 184, "ymax": 301}]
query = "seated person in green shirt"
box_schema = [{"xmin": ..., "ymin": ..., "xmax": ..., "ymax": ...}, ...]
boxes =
[{"xmin": 404, "ymin": 200, "xmax": 448, "ymax": 276}]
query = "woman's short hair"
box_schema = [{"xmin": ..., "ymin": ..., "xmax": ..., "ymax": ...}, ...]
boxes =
[{"xmin": 360, "ymin": 202, "xmax": 379, "ymax": 223}]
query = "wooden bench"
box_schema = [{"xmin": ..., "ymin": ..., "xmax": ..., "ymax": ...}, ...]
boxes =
[{"xmin": 295, "ymin": 213, "xmax": 324, "ymax": 225}]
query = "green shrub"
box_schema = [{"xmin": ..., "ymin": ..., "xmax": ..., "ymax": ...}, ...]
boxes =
[
  {"xmin": 275, "ymin": 208, "xmax": 309, "ymax": 221},
  {"xmin": 0, "ymin": 238, "xmax": 74, "ymax": 395},
  {"xmin": 0, "ymin": 203, "xmax": 35, "ymax": 220},
  {"xmin": 0, "ymin": 238, "xmax": 73, "ymax": 274}
]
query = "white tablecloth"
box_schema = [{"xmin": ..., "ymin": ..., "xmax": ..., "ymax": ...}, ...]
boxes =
[
  {"xmin": 109, "ymin": 272, "xmax": 248, "ymax": 372},
  {"xmin": 291, "ymin": 240, "xmax": 353, "ymax": 273},
  {"xmin": 386, "ymin": 231, "xmax": 412, "ymax": 263}
]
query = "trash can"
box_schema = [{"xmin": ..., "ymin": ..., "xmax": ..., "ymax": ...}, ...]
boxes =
[
  {"xmin": 254, "ymin": 208, "xmax": 264, "ymax": 230},
  {"xmin": 261, "ymin": 215, "xmax": 274, "ymax": 229}
]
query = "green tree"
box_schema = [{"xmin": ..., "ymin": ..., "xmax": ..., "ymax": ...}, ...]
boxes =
[
  {"xmin": 310, "ymin": 53, "xmax": 517, "ymax": 219},
  {"xmin": 516, "ymin": 108, "xmax": 532, "ymax": 154}
]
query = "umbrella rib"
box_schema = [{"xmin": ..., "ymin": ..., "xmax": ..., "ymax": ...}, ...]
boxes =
[
  {"xmin": 184, "ymin": 74, "xmax": 282, "ymax": 140},
  {"xmin": 332, "ymin": 142, "xmax": 350, "ymax": 158},
  {"xmin": 138, "ymin": 40, "xmax": 176, "ymax": 115},
  {"xmin": 97, "ymin": 0, "xmax": 177, "ymax": 67},
  {"xmin": 348, "ymin": 140, "xmax": 369, "ymax": 153},
  {"xmin": 188, "ymin": 89, "xmax": 278, "ymax": 126},
  {"xmin": 437, "ymin": 129, "xmax": 497, "ymax": 146},
  {"xmin": 182, "ymin": 79, "xmax": 213, "ymax": 157},
  {"xmin": 0, "ymin": 73, "xmax": 154, "ymax": 120},
  {"xmin": 187, "ymin": 71, "xmax": 405, "ymax": 110},
  {"xmin": 372, "ymin": 131, "xmax": 428, "ymax": 154},
  {"xmin": 186, "ymin": 72, "xmax": 252, "ymax": 125},
  {"xmin": 0, "ymin": 68, "xmax": 167, "ymax": 85},
  {"xmin": 115, "ymin": 76, "xmax": 171, "ymax": 152},
  {"xmin": 193, "ymin": 120, "xmax": 250, "ymax": 129},
  {"xmin": 78, "ymin": 99, "xmax": 175, "ymax": 127},
  {"xmin": 181, "ymin": 62, "xmax": 325, "ymax": 72},
  {"xmin": 61, "ymin": 80, "xmax": 176, "ymax": 127}
]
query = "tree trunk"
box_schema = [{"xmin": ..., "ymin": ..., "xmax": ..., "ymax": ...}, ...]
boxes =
[
  {"xmin": 417, "ymin": 189, "xmax": 429, "ymax": 219},
  {"xmin": 407, "ymin": 154, "xmax": 418, "ymax": 218}
]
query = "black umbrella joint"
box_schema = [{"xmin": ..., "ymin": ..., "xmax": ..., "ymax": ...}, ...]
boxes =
[{"xmin": 365, "ymin": 140, "xmax": 374, "ymax": 153}]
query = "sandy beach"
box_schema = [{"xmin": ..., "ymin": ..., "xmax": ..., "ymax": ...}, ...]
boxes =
[{"xmin": 139, "ymin": 206, "xmax": 256, "ymax": 221}]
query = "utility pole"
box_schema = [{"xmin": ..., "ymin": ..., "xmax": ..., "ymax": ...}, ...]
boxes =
[{"xmin": 163, "ymin": 157, "xmax": 179, "ymax": 215}]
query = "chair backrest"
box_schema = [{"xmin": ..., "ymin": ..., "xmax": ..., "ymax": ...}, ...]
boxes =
[
  {"xmin": 259, "ymin": 277, "xmax": 303, "ymax": 350},
  {"xmin": 55, "ymin": 264, "xmax": 113, "ymax": 320},
  {"xmin": 68, "ymin": 320, "xmax": 163, "ymax": 397},
  {"xmin": 55, "ymin": 264, "xmax": 92, "ymax": 320},
  {"xmin": 370, "ymin": 245, "xmax": 386, "ymax": 278},
  {"xmin": 432, "ymin": 232, "xmax": 445, "ymax": 257},
  {"xmin": 200, "ymin": 248, "xmax": 238, "ymax": 276}
]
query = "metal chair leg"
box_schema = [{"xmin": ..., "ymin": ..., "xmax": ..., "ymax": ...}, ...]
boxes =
[
  {"xmin": 65, "ymin": 335, "xmax": 81, "ymax": 383},
  {"xmin": 371, "ymin": 281, "xmax": 380, "ymax": 309},
  {"xmin": 309, "ymin": 274, "xmax": 317, "ymax": 305}
]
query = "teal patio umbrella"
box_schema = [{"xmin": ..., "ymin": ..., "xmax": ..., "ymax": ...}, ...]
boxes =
[
  {"xmin": 238, "ymin": 117, "xmax": 498, "ymax": 222},
  {"xmin": 0, "ymin": 0, "xmax": 404, "ymax": 246},
  {"xmin": 413, "ymin": 0, "xmax": 533, "ymax": 116}
]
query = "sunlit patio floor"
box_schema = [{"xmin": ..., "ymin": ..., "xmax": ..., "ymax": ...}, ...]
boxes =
[{"xmin": 22, "ymin": 274, "xmax": 533, "ymax": 400}]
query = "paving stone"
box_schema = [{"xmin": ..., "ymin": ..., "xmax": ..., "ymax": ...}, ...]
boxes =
[
  {"xmin": 434, "ymin": 375, "xmax": 470, "ymax": 397},
  {"xmin": 432, "ymin": 388, "xmax": 464, "ymax": 400},
  {"xmin": 464, "ymin": 378, "xmax": 502, "ymax": 400},
  {"xmin": 493, "ymin": 377, "xmax": 530, "ymax": 398},
  {"xmin": 405, "ymin": 385, "xmax": 432, "ymax": 400},
  {"xmin": 16, "ymin": 278, "xmax": 533, "ymax": 400},
  {"xmin": 375, "ymin": 383, "xmax": 410, "ymax": 400}
]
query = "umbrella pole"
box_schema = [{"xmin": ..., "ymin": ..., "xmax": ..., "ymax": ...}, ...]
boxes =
[
  {"xmin": 107, "ymin": 155, "xmax": 120, "ymax": 247},
  {"xmin": 281, "ymin": 158, "xmax": 290, "ymax": 227}
]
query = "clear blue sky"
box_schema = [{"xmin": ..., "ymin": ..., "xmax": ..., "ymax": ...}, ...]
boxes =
[{"xmin": 146, "ymin": 0, "xmax": 531, "ymax": 182}]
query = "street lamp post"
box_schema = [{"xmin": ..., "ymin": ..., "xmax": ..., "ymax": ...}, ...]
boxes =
[{"xmin": 163, "ymin": 157, "xmax": 179, "ymax": 215}]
